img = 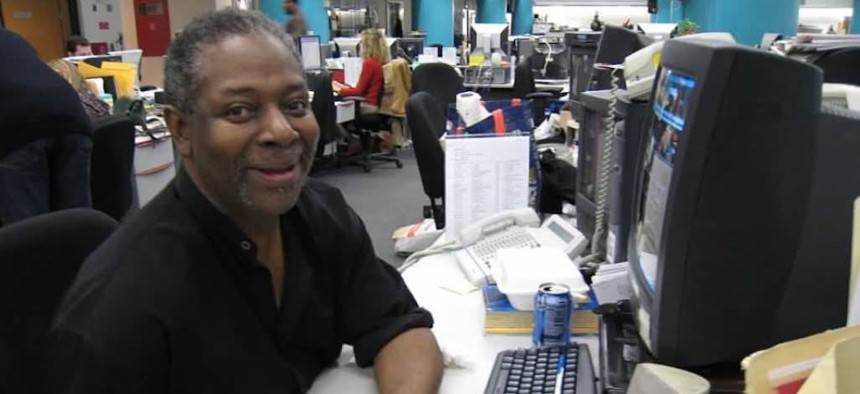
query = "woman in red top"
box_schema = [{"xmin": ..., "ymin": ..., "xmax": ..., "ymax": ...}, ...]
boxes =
[{"xmin": 332, "ymin": 28, "xmax": 389, "ymax": 108}]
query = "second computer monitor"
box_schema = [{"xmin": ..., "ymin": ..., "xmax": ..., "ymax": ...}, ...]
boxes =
[
  {"xmin": 470, "ymin": 23, "xmax": 509, "ymax": 55},
  {"xmin": 298, "ymin": 35, "xmax": 323, "ymax": 70},
  {"xmin": 393, "ymin": 37, "xmax": 425, "ymax": 60},
  {"xmin": 628, "ymin": 39, "xmax": 824, "ymax": 367}
]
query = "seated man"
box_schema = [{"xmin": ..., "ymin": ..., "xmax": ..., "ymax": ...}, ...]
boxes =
[
  {"xmin": 66, "ymin": 35, "xmax": 92, "ymax": 57},
  {"xmin": 48, "ymin": 9, "xmax": 443, "ymax": 393}
]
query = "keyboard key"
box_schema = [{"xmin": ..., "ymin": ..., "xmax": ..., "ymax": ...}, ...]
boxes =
[{"xmin": 501, "ymin": 362, "xmax": 512, "ymax": 369}]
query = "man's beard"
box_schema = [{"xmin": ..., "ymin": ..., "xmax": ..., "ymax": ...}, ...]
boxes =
[{"xmin": 234, "ymin": 141, "xmax": 310, "ymax": 207}]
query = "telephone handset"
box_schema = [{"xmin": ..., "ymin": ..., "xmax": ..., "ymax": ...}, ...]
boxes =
[
  {"xmin": 453, "ymin": 209, "xmax": 588, "ymax": 286},
  {"xmin": 454, "ymin": 208, "xmax": 540, "ymax": 248},
  {"xmin": 624, "ymin": 33, "xmax": 736, "ymax": 100}
]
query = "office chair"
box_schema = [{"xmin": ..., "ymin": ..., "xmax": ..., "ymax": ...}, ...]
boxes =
[
  {"xmin": 513, "ymin": 56, "xmax": 560, "ymax": 124},
  {"xmin": 90, "ymin": 114, "xmax": 136, "ymax": 221},
  {"xmin": 342, "ymin": 77, "xmax": 404, "ymax": 172},
  {"xmin": 307, "ymin": 69, "xmax": 337, "ymax": 168},
  {"xmin": 0, "ymin": 209, "xmax": 118, "ymax": 393},
  {"xmin": 406, "ymin": 92, "xmax": 446, "ymax": 229},
  {"xmin": 813, "ymin": 47, "xmax": 860, "ymax": 86},
  {"xmin": 411, "ymin": 62, "xmax": 464, "ymax": 115}
]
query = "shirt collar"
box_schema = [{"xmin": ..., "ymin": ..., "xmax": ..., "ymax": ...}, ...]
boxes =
[{"xmin": 174, "ymin": 168, "xmax": 261, "ymax": 264}]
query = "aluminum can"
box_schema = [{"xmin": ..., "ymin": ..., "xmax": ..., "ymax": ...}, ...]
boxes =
[{"xmin": 532, "ymin": 283, "xmax": 573, "ymax": 347}]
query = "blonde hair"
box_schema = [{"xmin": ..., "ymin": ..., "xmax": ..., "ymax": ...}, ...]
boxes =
[{"xmin": 359, "ymin": 28, "xmax": 391, "ymax": 64}]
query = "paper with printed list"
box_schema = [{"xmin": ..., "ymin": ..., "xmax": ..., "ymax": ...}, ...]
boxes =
[
  {"xmin": 849, "ymin": 197, "xmax": 860, "ymax": 326},
  {"xmin": 444, "ymin": 135, "xmax": 530, "ymax": 239}
]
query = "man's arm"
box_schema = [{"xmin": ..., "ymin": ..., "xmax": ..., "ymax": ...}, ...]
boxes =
[{"xmin": 374, "ymin": 328, "xmax": 444, "ymax": 394}]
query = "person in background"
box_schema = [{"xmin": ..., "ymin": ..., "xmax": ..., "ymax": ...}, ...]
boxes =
[
  {"xmin": 0, "ymin": 29, "xmax": 93, "ymax": 225},
  {"xmin": 66, "ymin": 35, "xmax": 92, "ymax": 57},
  {"xmin": 332, "ymin": 28, "xmax": 389, "ymax": 109},
  {"xmin": 284, "ymin": 0, "xmax": 307, "ymax": 37},
  {"xmin": 47, "ymin": 9, "xmax": 443, "ymax": 393},
  {"xmin": 47, "ymin": 59, "xmax": 111, "ymax": 120}
]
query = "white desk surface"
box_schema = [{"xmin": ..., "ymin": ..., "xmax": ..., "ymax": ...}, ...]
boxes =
[
  {"xmin": 335, "ymin": 99, "xmax": 356, "ymax": 124},
  {"xmin": 307, "ymin": 252, "xmax": 599, "ymax": 393}
]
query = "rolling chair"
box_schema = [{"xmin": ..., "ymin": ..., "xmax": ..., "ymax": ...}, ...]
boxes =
[
  {"xmin": 307, "ymin": 69, "xmax": 337, "ymax": 169},
  {"xmin": 513, "ymin": 56, "xmax": 561, "ymax": 124},
  {"xmin": 0, "ymin": 209, "xmax": 118, "ymax": 393},
  {"xmin": 813, "ymin": 47, "xmax": 860, "ymax": 86},
  {"xmin": 411, "ymin": 62, "xmax": 464, "ymax": 115},
  {"xmin": 406, "ymin": 92, "xmax": 446, "ymax": 229},
  {"xmin": 342, "ymin": 78, "xmax": 404, "ymax": 172},
  {"xmin": 90, "ymin": 114, "xmax": 136, "ymax": 221}
]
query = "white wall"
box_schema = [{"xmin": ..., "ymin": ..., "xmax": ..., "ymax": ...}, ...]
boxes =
[
  {"xmin": 798, "ymin": 7, "xmax": 853, "ymax": 31},
  {"xmin": 78, "ymin": 0, "xmax": 124, "ymax": 47},
  {"xmin": 168, "ymin": 0, "xmax": 218, "ymax": 37},
  {"xmin": 533, "ymin": 5, "xmax": 650, "ymax": 30}
]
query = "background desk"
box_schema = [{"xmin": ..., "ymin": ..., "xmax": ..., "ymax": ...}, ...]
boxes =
[
  {"xmin": 464, "ymin": 82, "xmax": 567, "ymax": 101},
  {"xmin": 308, "ymin": 253, "xmax": 599, "ymax": 393}
]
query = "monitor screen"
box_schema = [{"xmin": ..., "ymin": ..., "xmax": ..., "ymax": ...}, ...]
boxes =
[
  {"xmin": 636, "ymin": 68, "xmax": 696, "ymax": 291},
  {"xmin": 394, "ymin": 37, "xmax": 425, "ymax": 60},
  {"xmin": 469, "ymin": 23, "xmax": 509, "ymax": 55},
  {"xmin": 299, "ymin": 36, "xmax": 322, "ymax": 70}
]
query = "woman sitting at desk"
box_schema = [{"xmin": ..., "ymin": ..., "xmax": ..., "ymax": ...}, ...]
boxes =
[{"xmin": 332, "ymin": 28, "xmax": 389, "ymax": 111}]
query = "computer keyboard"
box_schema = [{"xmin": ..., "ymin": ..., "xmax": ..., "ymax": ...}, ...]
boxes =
[{"xmin": 484, "ymin": 344, "xmax": 597, "ymax": 394}]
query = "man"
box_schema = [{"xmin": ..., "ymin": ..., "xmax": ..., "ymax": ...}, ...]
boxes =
[
  {"xmin": 0, "ymin": 29, "xmax": 92, "ymax": 225},
  {"xmin": 66, "ymin": 35, "xmax": 92, "ymax": 57},
  {"xmin": 285, "ymin": 0, "xmax": 307, "ymax": 37},
  {"xmin": 48, "ymin": 9, "xmax": 443, "ymax": 393}
]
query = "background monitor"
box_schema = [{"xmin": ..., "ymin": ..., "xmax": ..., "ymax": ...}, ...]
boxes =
[
  {"xmin": 392, "ymin": 37, "xmax": 425, "ymax": 60},
  {"xmin": 470, "ymin": 23, "xmax": 509, "ymax": 55},
  {"xmin": 628, "ymin": 39, "xmax": 823, "ymax": 367},
  {"xmin": 298, "ymin": 35, "xmax": 323, "ymax": 70},
  {"xmin": 590, "ymin": 25, "xmax": 652, "ymax": 92},
  {"xmin": 108, "ymin": 49, "xmax": 144, "ymax": 87}
]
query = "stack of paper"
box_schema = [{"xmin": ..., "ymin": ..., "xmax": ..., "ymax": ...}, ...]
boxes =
[
  {"xmin": 591, "ymin": 263, "xmax": 632, "ymax": 305},
  {"xmin": 482, "ymin": 284, "xmax": 599, "ymax": 335}
]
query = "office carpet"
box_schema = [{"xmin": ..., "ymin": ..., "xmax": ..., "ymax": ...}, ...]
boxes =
[{"xmin": 312, "ymin": 149, "xmax": 427, "ymax": 268}]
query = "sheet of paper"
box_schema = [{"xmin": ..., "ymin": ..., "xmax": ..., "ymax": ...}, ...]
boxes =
[
  {"xmin": 444, "ymin": 136, "xmax": 530, "ymax": 239},
  {"xmin": 442, "ymin": 47, "xmax": 459, "ymax": 63},
  {"xmin": 849, "ymin": 198, "xmax": 860, "ymax": 326},
  {"xmin": 423, "ymin": 47, "xmax": 439, "ymax": 58},
  {"xmin": 343, "ymin": 57, "xmax": 363, "ymax": 88}
]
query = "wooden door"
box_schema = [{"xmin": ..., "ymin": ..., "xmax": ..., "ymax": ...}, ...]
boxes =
[
  {"xmin": 133, "ymin": 0, "xmax": 170, "ymax": 56},
  {"xmin": 0, "ymin": 0, "xmax": 70, "ymax": 60}
]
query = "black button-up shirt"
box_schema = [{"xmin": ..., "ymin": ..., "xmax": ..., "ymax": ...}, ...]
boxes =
[{"xmin": 47, "ymin": 170, "xmax": 433, "ymax": 393}]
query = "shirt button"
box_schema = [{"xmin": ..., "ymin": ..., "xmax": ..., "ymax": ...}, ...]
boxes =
[{"xmin": 240, "ymin": 241, "xmax": 252, "ymax": 250}]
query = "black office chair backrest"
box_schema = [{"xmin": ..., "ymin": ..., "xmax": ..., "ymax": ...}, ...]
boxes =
[
  {"xmin": 0, "ymin": 209, "xmax": 118, "ymax": 393},
  {"xmin": 406, "ymin": 92, "xmax": 446, "ymax": 200},
  {"xmin": 90, "ymin": 114, "xmax": 135, "ymax": 221},
  {"xmin": 814, "ymin": 47, "xmax": 860, "ymax": 86},
  {"xmin": 307, "ymin": 69, "xmax": 337, "ymax": 150},
  {"xmin": 512, "ymin": 56, "xmax": 536, "ymax": 99},
  {"xmin": 411, "ymin": 62, "xmax": 464, "ymax": 114}
]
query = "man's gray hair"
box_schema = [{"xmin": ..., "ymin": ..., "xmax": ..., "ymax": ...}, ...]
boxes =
[{"xmin": 164, "ymin": 8, "xmax": 302, "ymax": 114}]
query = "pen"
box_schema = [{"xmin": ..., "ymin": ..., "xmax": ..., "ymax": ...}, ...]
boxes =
[{"xmin": 553, "ymin": 353, "xmax": 566, "ymax": 394}]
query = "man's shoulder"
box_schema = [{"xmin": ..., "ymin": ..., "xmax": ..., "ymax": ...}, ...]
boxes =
[{"xmin": 296, "ymin": 179, "xmax": 362, "ymax": 233}]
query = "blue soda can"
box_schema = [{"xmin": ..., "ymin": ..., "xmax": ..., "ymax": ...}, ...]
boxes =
[{"xmin": 532, "ymin": 283, "xmax": 573, "ymax": 347}]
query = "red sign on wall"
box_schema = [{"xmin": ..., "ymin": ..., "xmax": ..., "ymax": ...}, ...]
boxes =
[{"xmin": 99, "ymin": 22, "xmax": 110, "ymax": 30}]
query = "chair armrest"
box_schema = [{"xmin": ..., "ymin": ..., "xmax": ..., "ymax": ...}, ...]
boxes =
[{"xmin": 525, "ymin": 92, "xmax": 558, "ymax": 100}]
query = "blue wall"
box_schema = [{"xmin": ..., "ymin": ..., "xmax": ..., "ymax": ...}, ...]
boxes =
[
  {"xmin": 477, "ymin": 0, "xmax": 506, "ymax": 24},
  {"xmin": 684, "ymin": 0, "xmax": 798, "ymax": 46},
  {"xmin": 415, "ymin": 0, "xmax": 453, "ymax": 46},
  {"xmin": 259, "ymin": 0, "xmax": 329, "ymax": 42},
  {"xmin": 853, "ymin": 0, "xmax": 860, "ymax": 34},
  {"xmin": 651, "ymin": 0, "xmax": 684, "ymax": 23},
  {"xmin": 511, "ymin": 0, "xmax": 533, "ymax": 35}
]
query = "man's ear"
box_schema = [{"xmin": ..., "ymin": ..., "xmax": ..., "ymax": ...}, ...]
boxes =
[{"xmin": 165, "ymin": 105, "xmax": 193, "ymax": 159}]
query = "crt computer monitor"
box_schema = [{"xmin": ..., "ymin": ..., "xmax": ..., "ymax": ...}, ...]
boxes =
[
  {"xmin": 392, "ymin": 37, "xmax": 425, "ymax": 60},
  {"xmin": 298, "ymin": 35, "xmax": 323, "ymax": 70},
  {"xmin": 628, "ymin": 39, "xmax": 823, "ymax": 367},
  {"xmin": 469, "ymin": 23, "xmax": 509, "ymax": 55},
  {"xmin": 589, "ymin": 25, "xmax": 652, "ymax": 91}
]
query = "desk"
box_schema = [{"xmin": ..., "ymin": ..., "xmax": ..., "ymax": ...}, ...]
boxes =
[
  {"xmin": 307, "ymin": 252, "xmax": 599, "ymax": 393},
  {"xmin": 335, "ymin": 100, "xmax": 356, "ymax": 124},
  {"xmin": 464, "ymin": 82, "xmax": 567, "ymax": 101}
]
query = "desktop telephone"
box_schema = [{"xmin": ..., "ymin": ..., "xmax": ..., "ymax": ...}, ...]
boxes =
[
  {"xmin": 453, "ymin": 208, "xmax": 588, "ymax": 286},
  {"xmin": 624, "ymin": 33, "xmax": 736, "ymax": 100}
]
